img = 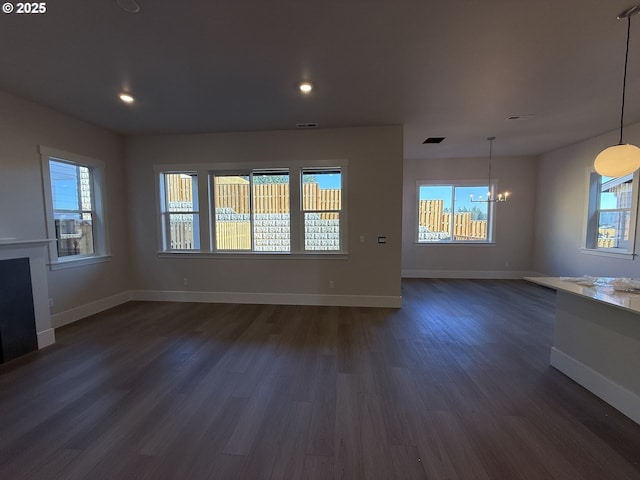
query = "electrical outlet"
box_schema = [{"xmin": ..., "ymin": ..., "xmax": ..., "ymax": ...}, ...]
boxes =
[
  {"xmin": 48, "ymin": 298, "xmax": 54, "ymax": 307},
  {"xmin": 183, "ymin": 277, "xmax": 189, "ymax": 286},
  {"xmin": 329, "ymin": 280, "xmax": 335, "ymax": 289}
]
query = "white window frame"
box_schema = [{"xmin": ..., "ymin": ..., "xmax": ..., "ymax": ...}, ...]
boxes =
[
  {"xmin": 159, "ymin": 171, "xmax": 201, "ymax": 251},
  {"xmin": 155, "ymin": 160, "xmax": 347, "ymax": 256},
  {"xmin": 301, "ymin": 167, "xmax": 345, "ymax": 252},
  {"xmin": 415, "ymin": 180, "xmax": 497, "ymax": 245},
  {"xmin": 40, "ymin": 146, "xmax": 110, "ymax": 269},
  {"xmin": 582, "ymin": 169, "xmax": 639, "ymax": 258},
  {"xmin": 211, "ymin": 169, "xmax": 291, "ymax": 253}
]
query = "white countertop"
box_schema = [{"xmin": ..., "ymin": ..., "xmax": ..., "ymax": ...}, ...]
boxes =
[{"xmin": 525, "ymin": 276, "xmax": 640, "ymax": 315}]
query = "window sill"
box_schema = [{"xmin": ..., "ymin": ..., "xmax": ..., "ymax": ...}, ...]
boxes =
[
  {"xmin": 414, "ymin": 242, "xmax": 496, "ymax": 247},
  {"xmin": 157, "ymin": 251, "xmax": 349, "ymax": 260},
  {"xmin": 48, "ymin": 254, "xmax": 112, "ymax": 270},
  {"xmin": 580, "ymin": 248, "xmax": 635, "ymax": 260}
]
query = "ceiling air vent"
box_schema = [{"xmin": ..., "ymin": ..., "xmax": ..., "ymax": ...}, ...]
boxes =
[
  {"xmin": 506, "ymin": 114, "xmax": 534, "ymax": 121},
  {"xmin": 423, "ymin": 137, "xmax": 445, "ymax": 144},
  {"xmin": 297, "ymin": 123, "xmax": 318, "ymax": 129}
]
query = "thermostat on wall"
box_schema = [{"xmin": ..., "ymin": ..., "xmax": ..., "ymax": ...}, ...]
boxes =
[{"xmin": 377, "ymin": 236, "xmax": 386, "ymax": 244}]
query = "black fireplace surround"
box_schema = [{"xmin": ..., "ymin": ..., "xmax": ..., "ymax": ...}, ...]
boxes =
[{"xmin": 0, "ymin": 257, "xmax": 38, "ymax": 363}]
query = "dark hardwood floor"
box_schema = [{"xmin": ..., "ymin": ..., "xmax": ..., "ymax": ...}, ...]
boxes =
[{"xmin": 1, "ymin": 279, "xmax": 640, "ymax": 479}]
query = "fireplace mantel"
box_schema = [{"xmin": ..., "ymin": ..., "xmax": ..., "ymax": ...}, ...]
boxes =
[
  {"xmin": 0, "ymin": 239, "xmax": 55, "ymax": 351},
  {"xmin": 0, "ymin": 238, "xmax": 52, "ymax": 247}
]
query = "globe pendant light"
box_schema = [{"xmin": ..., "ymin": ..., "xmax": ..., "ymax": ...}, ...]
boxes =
[{"xmin": 595, "ymin": 5, "xmax": 640, "ymax": 177}]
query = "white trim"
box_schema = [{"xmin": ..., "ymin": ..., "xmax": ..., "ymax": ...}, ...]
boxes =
[
  {"xmin": 51, "ymin": 291, "xmax": 132, "ymax": 328},
  {"xmin": 415, "ymin": 179, "xmax": 498, "ymax": 244},
  {"xmin": 152, "ymin": 159, "xmax": 347, "ymax": 173},
  {"xmin": 579, "ymin": 248, "xmax": 635, "ymax": 259},
  {"xmin": 48, "ymin": 288, "xmax": 401, "ymax": 329},
  {"xmin": 156, "ymin": 160, "xmax": 348, "ymax": 255},
  {"xmin": 401, "ymin": 269, "xmax": 534, "ymax": 279},
  {"xmin": 0, "ymin": 240, "xmax": 55, "ymax": 350},
  {"xmin": 37, "ymin": 328, "xmax": 56, "ymax": 349},
  {"xmin": 39, "ymin": 146, "xmax": 105, "ymax": 169},
  {"xmin": 48, "ymin": 254, "xmax": 112, "ymax": 270},
  {"xmin": 39, "ymin": 146, "xmax": 110, "ymax": 268},
  {"xmin": 0, "ymin": 239, "xmax": 53, "ymax": 247},
  {"xmin": 131, "ymin": 289, "xmax": 402, "ymax": 308},
  {"xmin": 551, "ymin": 347, "xmax": 640, "ymax": 425},
  {"xmin": 156, "ymin": 251, "xmax": 349, "ymax": 260},
  {"xmin": 413, "ymin": 242, "xmax": 496, "ymax": 247},
  {"xmin": 526, "ymin": 272, "xmax": 550, "ymax": 278},
  {"xmin": 582, "ymin": 167, "xmax": 639, "ymax": 255}
]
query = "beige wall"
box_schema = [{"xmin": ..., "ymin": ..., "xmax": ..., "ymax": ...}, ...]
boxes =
[
  {"xmin": 533, "ymin": 122, "xmax": 640, "ymax": 277},
  {"xmin": 22, "ymin": 72, "xmax": 640, "ymax": 312},
  {"xmin": 0, "ymin": 90, "xmax": 130, "ymax": 315},
  {"xmin": 125, "ymin": 127, "xmax": 403, "ymax": 304},
  {"xmin": 402, "ymin": 154, "xmax": 538, "ymax": 277}
]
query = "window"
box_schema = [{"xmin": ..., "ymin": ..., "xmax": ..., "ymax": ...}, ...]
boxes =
[
  {"xmin": 302, "ymin": 168, "xmax": 342, "ymax": 251},
  {"xmin": 40, "ymin": 147, "xmax": 108, "ymax": 267},
  {"xmin": 585, "ymin": 171, "xmax": 638, "ymax": 254},
  {"xmin": 417, "ymin": 183, "xmax": 493, "ymax": 243},
  {"xmin": 49, "ymin": 160, "xmax": 95, "ymax": 257},
  {"xmin": 160, "ymin": 173, "xmax": 200, "ymax": 250},
  {"xmin": 157, "ymin": 162, "xmax": 346, "ymax": 255},
  {"xmin": 212, "ymin": 170, "xmax": 290, "ymax": 252}
]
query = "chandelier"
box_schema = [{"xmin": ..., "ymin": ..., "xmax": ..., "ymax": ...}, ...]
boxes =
[{"xmin": 470, "ymin": 136, "xmax": 510, "ymax": 203}]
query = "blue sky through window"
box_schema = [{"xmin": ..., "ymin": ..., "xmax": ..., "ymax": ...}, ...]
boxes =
[
  {"xmin": 600, "ymin": 176, "xmax": 619, "ymax": 209},
  {"xmin": 50, "ymin": 160, "xmax": 80, "ymax": 210},
  {"xmin": 420, "ymin": 185, "xmax": 489, "ymax": 211},
  {"xmin": 311, "ymin": 172, "xmax": 341, "ymax": 189}
]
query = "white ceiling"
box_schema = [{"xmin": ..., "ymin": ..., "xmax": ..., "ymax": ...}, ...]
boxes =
[{"xmin": 2, "ymin": 0, "xmax": 640, "ymax": 159}]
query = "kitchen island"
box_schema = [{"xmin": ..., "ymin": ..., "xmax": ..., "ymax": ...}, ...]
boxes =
[{"xmin": 526, "ymin": 276, "xmax": 640, "ymax": 425}]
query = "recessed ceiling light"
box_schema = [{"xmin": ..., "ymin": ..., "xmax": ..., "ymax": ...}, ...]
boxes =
[
  {"xmin": 299, "ymin": 82, "xmax": 313, "ymax": 94},
  {"xmin": 119, "ymin": 93, "xmax": 135, "ymax": 104}
]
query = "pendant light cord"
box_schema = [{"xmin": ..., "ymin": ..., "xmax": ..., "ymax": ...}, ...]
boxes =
[{"xmin": 620, "ymin": 16, "xmax": 631, "ymax": 145}]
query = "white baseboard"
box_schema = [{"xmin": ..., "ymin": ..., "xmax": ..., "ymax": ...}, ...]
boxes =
[
  {"xmin": 551, "ymin": 347, "xmax": 640, "ymax": 425},
  {"xmin": 131, "ymin": 289, "xmax": 402, "ymax": 308},
  {"xmin": 527, "ymin": 271, "xmax": 548, "ymax": 278},
  {"xmin": 51, "ymin": 291, "xmax": 132, "ymax": 328},
  {"xmin": 401, "ymin": 269, "xmax": 534, "ymax": 279},
  {"xmin": 37, "ymin": 328, "xmax": 56, "ymax": 349},
  {"xmin": 48, "ymin": 289, "xmax": 401, "ymax": 330}
]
